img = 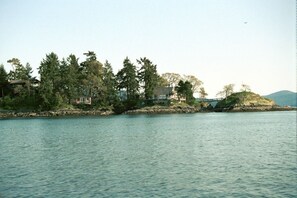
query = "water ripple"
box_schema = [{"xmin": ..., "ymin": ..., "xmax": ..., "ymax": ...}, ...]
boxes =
[{"xmin": 0, "ymin": 112, "xmax": 296, "ymax": 197}]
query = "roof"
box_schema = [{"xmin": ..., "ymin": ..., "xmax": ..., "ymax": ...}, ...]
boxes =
[
  {"xmin": 153, "ymin": 87, "xmax": 174, "ymax": 96},
  {"xmin": 9, "ymin": 80, "xmax": 27, "ymax": 85}
]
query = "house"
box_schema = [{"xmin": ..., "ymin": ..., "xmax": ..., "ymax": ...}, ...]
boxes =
[
  {"xmin": 9, "ymin": 80, "xmax": 29, "ymax": 95},
  {"xmin": 74, "ymin": 97, "xmax": 92, "ymax": 105},
  {"xmin": 8, "ymin": 79, "xmax": 40, "ymax": 96},
  {"xmin": 153, "ymin": 86, "xmax": 188, "ymax": 102},
  {"xmin": 153, "ymin": 87, "xmax": 174, "ymax": 100}
]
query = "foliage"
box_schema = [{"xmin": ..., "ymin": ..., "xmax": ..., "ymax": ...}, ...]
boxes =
[
  {"xmin": 216, "ymin": 84, "xmax": 235, "ymax": 98},
  {"xmin": 116, "ymin": 57, "xmax": 139, "ymax": 109},
  {"xmin": 0, "ymin": 64, "xmax": 8, "ymax": 97},
  {"xmin": 199, "ymin": 87, "xmax": 208, "ymax": 99},
  {"xmin": 38, "ymin": 52, "xmax": 63, "ymax": 110},
  {"xmin": 240, "ymin": 84, "xmax": 251, "ymax": 92},
  {"xmin": 157, "ymin": 75, "xmax": 169, "ymax": 87},
  {"xmin": 80, "ymin": 51, "xmax": 104, "ymax": 105},
  {"xmin": 183, "ymin": 75, "xmax": 203, "ymax": 93},
  {"xmin": 137, "ymin": 57, "xmax": 159, "ymax": 100},
  {"xmin": 161, "ymin": 73, "xmax": 182, "ymax": 87},
  {"xmin": 59, "ymin": 54, "xmax": 81, "ymax": 104},
  {"xmin": 7, "ymin": 58, "xmax": 33, "ymax": 81},
  {"xmin": 175, "ymin": 80, "xmax": 195, "ymax": 105},
  {"xmin": 215, "ymin": 91, "xmax": 275, "ymax": 109},
  {"xmin": 1, "ymin": 52, "xmax": 207, "ymax": 112},
  {"xmin": 0, "ymin": 64, "xmax": 8, "ymax": 83},
  {"xmin": 102, "ymin": 60, "xmax": 118, "ymax": 106}
]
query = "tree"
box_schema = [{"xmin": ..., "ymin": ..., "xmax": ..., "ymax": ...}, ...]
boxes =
[
  {"xmin": 7, "ymin": 58, "xmax": 21, "ymax": 72},
  {"xmin": 7, "ymin": 58, "xmax": 31, "ymax": 81},
  {"xmin": 183, "ymin": 75, "xmax": 203, "ymax": 93},
  {"xmin": 175, "ymin": 80, "xmax": 195, "ymax": 104},
  {"xmin": 0, "ymin": 64, "xmax": 8, "ymax": 97},
  {"xmin": 157, "ymin": 75, "xmax": 169, "ymax": 87},
  {"xmin": 59, "ymin": 54, "xmax": 81, "ymax": 104},
  {"xmin": 38, "ymin": 52, "xmax": 62, "ymax": 109},
  {"xmin": 137, "ymin": 57, "xmax": 159, "ymax": 100},
  {"xmin": 161, "ymin": 73, "xmax": 182, "ymax": 87},
  {"xmin": 116, "ymin": 57, "xmax": 139, "ymax": 107},
  {"xmin": 217, "ymin": 84, "xmax": 235, "ymax": 98},
  {"xmin": 240, "ymin": 84, "xmax": 251, "ymax": 92},
  {"xmin": 102, "ymin": 60, "xmax": 118, "ymax": 105},
  {"xmin": 80, "ymin": 51, "xmax": 104, "ymax": 105},
  {"xmin": 199, "ymin": 87, "xmax": 208, "ymax": 99},
  {"xmin": 7, "ymin": 59, "xmax": 35, "ymax": 99}
]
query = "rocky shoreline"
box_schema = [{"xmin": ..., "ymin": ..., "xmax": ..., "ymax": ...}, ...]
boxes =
[
  {"xmin": 0, "ymin": 106, "xmax": 296, "ymax": 119},
  {"xmin": 125, "ymin": 106, "xmax": 201, "ymax": 114},
  {"xmin": 0, "ymin": 109, "xmax": 114, "ymax": 119}
]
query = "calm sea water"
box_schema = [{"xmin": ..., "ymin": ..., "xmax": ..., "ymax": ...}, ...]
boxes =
[{"xmin": 0, "ymin": 111, "xmax": 296, "ymax": 197}]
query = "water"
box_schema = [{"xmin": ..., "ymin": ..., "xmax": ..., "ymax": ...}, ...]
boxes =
[{"xmin": 0, "ymin": 111, "xmax": 296, "ymax": 197}]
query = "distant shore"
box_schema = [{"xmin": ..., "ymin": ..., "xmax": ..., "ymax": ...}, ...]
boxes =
[
  {"xmin": 213, "ymin": 106, "xmax": 297, "ymax": 112},
  {"xmin": 0, "ymin": 106, "xmax": 296, "ymax": 119}
]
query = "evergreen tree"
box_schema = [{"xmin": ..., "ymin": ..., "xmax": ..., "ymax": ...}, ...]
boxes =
[
  {"xmin": 176, "ymin": 80, "xmax": 195, "ymax": 105},
  {"xmin": 6, "ymin": 59, "xmax": 35, "ymax": 101},
  {"xmin": 38, "ymin": 52, "xmax": 62, "ymax": 110},
  {"xmin": 137, "ymin": 57, "xmax": 158, "ymax": 100},
  {"xmin": 0, "ymin": 64, "xmax": 8, "ymax": 97},
  {"xmin": 24, "ymin": 63, "xmax": 33, "ymax": 81},
  {"xmin": 116, "ymin": 57, "xmax": 139, "ymax": 108},
  {"xmin": 80, "ymin": 51, "xmax": 104, "ymax": 105},
  {"xmin": 183, "ymin": 75, "xmax": 203, "ymax": 93},
  {"xmin": 59, "ymin": 54, "xmax": 81, "ymax": 104},
  {"xmin": 102, "ymin": 60, "xmax": 117, "ymax": 105}
]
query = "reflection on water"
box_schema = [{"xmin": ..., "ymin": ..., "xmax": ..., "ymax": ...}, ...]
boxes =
[{"xmin": 0, "ymin": 112, "xmax": 296, "ymax": 197}]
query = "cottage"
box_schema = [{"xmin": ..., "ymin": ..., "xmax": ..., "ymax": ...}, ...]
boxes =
[
  {"xmin": 153, "ymin": 87, "xmax": 174, "ymax": 100},
  {"xmin": 74, "ymin": 97, "xmax": 92, "ymax": 105},
  {"xmin": 153, "ymin": 86, "xmax": 188, "ymax": 102}
]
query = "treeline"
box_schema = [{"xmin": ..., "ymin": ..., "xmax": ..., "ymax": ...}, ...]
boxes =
[{"xmin": 0, "ymin": 51, "xmax": 205, "ymax": 112}]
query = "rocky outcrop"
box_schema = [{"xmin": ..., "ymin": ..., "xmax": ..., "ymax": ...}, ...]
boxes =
[
  {"xmin": 125, "ymin": 105, "xmax": 200, "ymax": 114},
  {"xmin": 214, "ymin": 92, "xmax": 280, "ymax": 112}
]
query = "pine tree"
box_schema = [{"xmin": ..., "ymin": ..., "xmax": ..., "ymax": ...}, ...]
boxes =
[
  {"xmin": 38, "ymin": 52, "xmax": 62, "ymax": 110},
  {"xmin": 59, "ymin": 54, "xmax": 81, "ymax": 104},
  {"xmin": 102, "ymin": 60, "xmax": 117, "ymax": 105},
  {"xmin": 137, "ymin": 57, "xmax": 159, "ymax": 100},
  {"xmin": 80, "ymin": 51, "xmax": 104, "ymax": 105},
  {"xmin": 0, "ymin": 64, "xmax": 8, "ymax": 97},
  {"xmin": 116, "ymin": 57, "xmax": 139, "ymax": 108},
  {"xmin": 176, "ymin": 80, "xmax": 195, "ymax": 105}
]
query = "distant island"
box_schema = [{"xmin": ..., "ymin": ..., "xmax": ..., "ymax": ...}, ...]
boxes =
[
  {"xmin": 264, "ymin": 90, "xmax": 297, "ymax": 107},
  {"xmin": 214, "ymin": 91, "xmax": 286, "ymax": 112},
  {"xmin": 0, "ymin": 51, "xmax": 295, "ymax": 118}
]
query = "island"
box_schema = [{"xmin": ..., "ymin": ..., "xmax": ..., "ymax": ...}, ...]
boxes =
[{"xmin": 0, "ymin": 52, "xmax": 296, "ymax": 118}]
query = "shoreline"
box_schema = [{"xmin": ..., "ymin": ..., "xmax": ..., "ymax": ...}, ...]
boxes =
[
  {"xmin": 213, "ymin": 106, "xmax": 297, "ymax": 112},
  {"xmin": 0, "ymin": 106, "xmax": 296, "ymax": 119},
  {"xmin": 0, "ymin": 109, "xmax": 114, "ymax": 119}
]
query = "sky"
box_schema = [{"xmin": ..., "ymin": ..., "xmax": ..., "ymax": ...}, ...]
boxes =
[{"xmin": 0, "ymin": 0, "xmax": 295, "ymax": 98}]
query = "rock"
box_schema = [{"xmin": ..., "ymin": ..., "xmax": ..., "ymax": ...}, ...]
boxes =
[
  {"xmin": 125, "ymin": 105, "xmax": 200, "ymax": 114},
  {"xmin": 29, "ymin": 113, "xmax": 37, "ymax": 117},
  {"xmin": 214, "ymin": 92, "xmax": 278, "ymax": 112}
]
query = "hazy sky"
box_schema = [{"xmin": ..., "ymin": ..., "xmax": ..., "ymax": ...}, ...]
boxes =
[{"xmin": 0, "ymin": 0, "xmax": 295, "ymax": 97}]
